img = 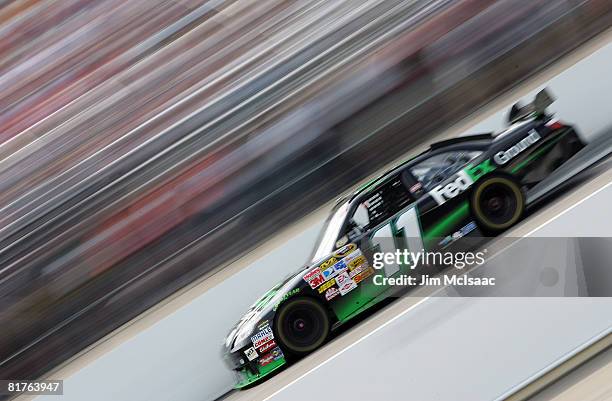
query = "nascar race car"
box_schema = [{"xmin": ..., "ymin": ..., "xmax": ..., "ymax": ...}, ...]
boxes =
[{"xmin": 223, "ymin": 89, "xmax": 585, "ymax": 387}]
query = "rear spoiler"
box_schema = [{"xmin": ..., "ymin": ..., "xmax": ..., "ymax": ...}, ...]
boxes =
[{"xmin": 507, "ymin": 88, "xmax": 555, "ymax": 124}]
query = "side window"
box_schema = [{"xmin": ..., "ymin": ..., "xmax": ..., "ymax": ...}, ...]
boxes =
[
  {"xmin": 410, "ymin": 150, "xmax": 481, "ymax": 190},
  {"xmin": 352, "ymin": 203, "xmax": 370, "ymax": 228}
]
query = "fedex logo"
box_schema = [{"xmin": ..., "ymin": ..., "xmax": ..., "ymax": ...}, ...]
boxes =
[{"xmin": 428, "ymin": 170, "xmax": 474, "ymax": 206}]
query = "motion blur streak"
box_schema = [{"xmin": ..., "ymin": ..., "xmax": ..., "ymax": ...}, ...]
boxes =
[{"xmin": 0, "ymin": 0, "xmax": 610, "ymax": 381}]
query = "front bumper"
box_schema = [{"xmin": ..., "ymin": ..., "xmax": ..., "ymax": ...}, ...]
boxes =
[
  {"xmin": 233, "ymin": 356, "xmax": 286, "ymax": 388},
  {"xmin": 224, "ymin": 346, "xmax": 287, "ymax": 388}
]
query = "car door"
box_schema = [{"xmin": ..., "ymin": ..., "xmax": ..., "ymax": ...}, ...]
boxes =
[{"xmin": 328, "ymin": 175, "xmax": 424, "ymax": 322}]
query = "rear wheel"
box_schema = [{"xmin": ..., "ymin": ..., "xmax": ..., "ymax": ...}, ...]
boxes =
[
  {"xmin": 274, "ymin": 297, "xmax": 330, "ymax": 356},
  {"xmin": 470, "ymin": 175, "xmax": 525, "ymax": 234}
]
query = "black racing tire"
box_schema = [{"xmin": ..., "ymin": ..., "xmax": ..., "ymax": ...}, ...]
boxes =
[
  {"xmin": 470, "ymin": 175, "xmax": 525, "ymax": 234},
  {"xmin": 274, "ymin": 297, "xmax": 330, "ymax": 356}
]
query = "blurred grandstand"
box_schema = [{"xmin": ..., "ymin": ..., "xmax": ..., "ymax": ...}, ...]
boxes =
[{"xmin": 0, "ymin": 0, "xmax": 610, "ymax": 380}]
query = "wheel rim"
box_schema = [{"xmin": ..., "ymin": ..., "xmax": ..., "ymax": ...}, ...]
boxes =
[
  {"xmin": 479, "ymin": 184, "xmax": 517, "ymax": 225},
  {"xmin": 282, "ymin": 305, "xmax": 323, "ymax": 348},
  {"xmin": 276, "ymin": 299, "xmax": 329, "ymax": 353},
  {"xmin": 473, "ymin": 177, "xmax": 524, "ymax": 230}
]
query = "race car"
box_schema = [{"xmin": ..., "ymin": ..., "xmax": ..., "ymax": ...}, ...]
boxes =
[{"xmin": 222, "ymin": 89, "xmax": 585, "ymax": 388}]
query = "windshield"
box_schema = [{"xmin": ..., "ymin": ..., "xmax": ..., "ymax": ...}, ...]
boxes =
[{"xmin": 311, "ymin": 199, "xmax": 351, "ymax": 262}]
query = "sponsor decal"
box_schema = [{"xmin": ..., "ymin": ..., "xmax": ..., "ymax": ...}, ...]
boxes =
[
  {"xmin": 318, "ymin": 256, "xmax": 338, "ymax": 271},
  {"xmin": 260, "ymin": 347, "xmax": 284, "ymax": 367},
  {"xmin": 318, "ymin": 278, "xmax": 336, "ymax": 293},
  {"xmin": 271, "ymin": 347, "xmax": 284, "ymax": 360},
  {"xmin": 494, "ymin": 129, "xmax": 541, "ymax": 165},
  {"xmin": 273, "ymin": 288, "xmax": 300, "ymax": 311},
  {"xmin": 364, "ymin": 193, "xmax": 383, "ymax": 209},
  {"xmin": 349, "ymin": 263, "xmax": 366, "ymax": 278},
  {"xmin": 431, "ymin": 158, "xmax": 496, "ymax": 214},
  {"xmin": 325, "ymin": 287, "xmax": 340, "ymax": 301},
  {"xmin": 466, "ymin": 159, "xmax": 495, "ymax": 181},
  {"xmin": 257, "ymin": 320, "xmax": 270, "ymax": 330},
  {"xmin": 321, "ymin": 265, "xmax": 338, "ymax": 281},
  {"xmin": 258, "ymin": 340, "xmax": 277, "ymax": 354},
  {"xmin": 461, "ymin": 221, "xmax": 477, "ymax": 236},
  {"xmin": 251, "ymin": 326, "xmax": 274, "ymax": 349},
  {"xmin": 348, "ymin": 255, "xmax": 367, "ymax": 270},
  {"xmin": 333, "ymin": 259, "xmax": 348, "ymax": 274},
  {"xmin": 336, "ymin": 271, "xmax": 358, "ymax": 295},
  {"xmin": 343, "ymin": 248, "xmax": 363, "ymax": 264},
  {"xmin": 333, "ymin": 243, "xmax": 357, "ymax": 258},
  {"xmin": 438, "ymin": 236, "xmax": 453, "ymax": 247},
  {"xmin": 259, "ymin": 353, "xmax": 275, "ymax": 367},
  {"xmin": 321, "ymin": 258, "xmax": 350, "ymax": 281},
  {"xmin": 428, "ymin": 170, "xmax": 474, "ymax": 206},
  {"xmin": 438, "ymin": 221, "xmax": 478, "ymax": 247},
  {"xmin": 303, "ymin": 266, "xmax": 325, "ymax": 289},
  {"xmin": 244, "ymin": 347, "xmax": 258, "ymax": 361},
  {"xmin": 409, "ymin": 182, "xmax": 423, "ymax": 193},
  {"xmin": 353, "ymin": 266, "xmax": 374, "ymax": 284}
]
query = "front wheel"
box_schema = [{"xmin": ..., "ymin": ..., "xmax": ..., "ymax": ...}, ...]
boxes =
[
  {"xmin": 274, "ymin": 297, "xmax": 330, "ymax": 356},
  {"xmin": 470, "ymin": 175, "xmax": 525, "ymax": 234}
]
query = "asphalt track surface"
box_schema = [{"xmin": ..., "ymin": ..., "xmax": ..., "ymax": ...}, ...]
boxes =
[{"xmin": 23, "ymin": 26, "xmax": 612, "ymax": 401}]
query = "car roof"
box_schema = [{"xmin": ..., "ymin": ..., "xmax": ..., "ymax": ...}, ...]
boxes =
[{"xmin": 429, "ymin": 132, "xmax": 493, "ymax": 149}]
